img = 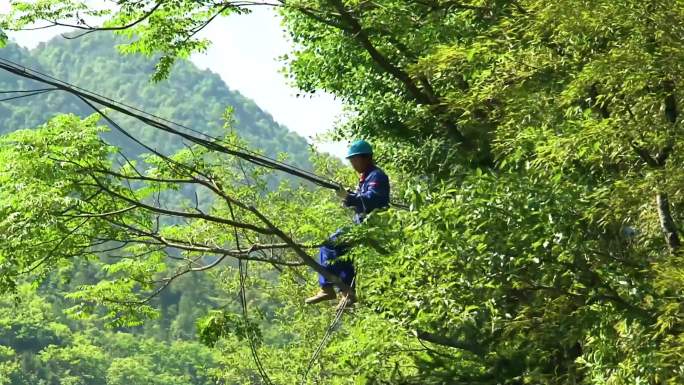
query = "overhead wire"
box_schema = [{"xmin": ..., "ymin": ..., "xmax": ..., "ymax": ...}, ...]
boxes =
[
  {"xmin": 300, "ymin": 276, "xmax": 355, "ymax": 385},
  {"xmin": 0, "ymin": 88, "xmax": 56, "ymax": 102},
  {"xmin": 0, "ymin": 56, "xmax": 342, "ymax": 190},
  {"xmin": 10, "ymin": 64, "xmax": 322, "ymax": 183},
  {"xmin": 0, "ymin": 87, "xmax": 58, "ymax": 94},
  {"xmin": 0, "ymin": 56, "xmax": 410, "ymax": 211}
]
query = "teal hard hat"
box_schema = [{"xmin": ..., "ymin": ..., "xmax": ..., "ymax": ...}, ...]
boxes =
[{"xmin": 346, "ymin": 140, "xmax": 373, "ymax": 159}]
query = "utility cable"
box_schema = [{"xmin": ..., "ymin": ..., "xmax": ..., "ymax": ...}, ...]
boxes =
[
  {"xmin": 0, "ymin": 56, "xmax": 341, "ymax": 190},
  {"xmin": 0, "ymin": 88, "xmax": 56, "ymax": 102},
  {"xmin": 0, "ymin": 56, "xmax": 409, "ymax": 208},
  {"xmin": 300, "ymin": 276, "xmax": 355, "ymax": 385},
  {"xmin": 239, "ymin": 260, "xmax": 275, "ymax": 385},
  {"xmin": 0, "ymin": 88, "xmax": 58, "ymax": 94}
]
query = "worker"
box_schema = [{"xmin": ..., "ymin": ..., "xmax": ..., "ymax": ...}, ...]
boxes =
[{"xmin": 305, "ymin": 139, "xmax": 390, "ymax": 307}]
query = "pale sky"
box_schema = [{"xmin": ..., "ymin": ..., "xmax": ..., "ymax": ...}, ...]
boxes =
[{"xmin": 0, "ymin": 3, "xmax": 348, "ymax": 158}]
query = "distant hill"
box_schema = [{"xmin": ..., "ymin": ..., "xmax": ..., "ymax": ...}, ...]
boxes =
[
  {"xmin": 0, "ymin": 32, "xmax": 316, "ymax": 346},
  {"xmin": 0, "ymin": 33, "xmax": 312, "ymax": 168}
]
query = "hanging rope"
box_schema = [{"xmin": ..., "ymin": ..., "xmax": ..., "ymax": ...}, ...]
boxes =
[
  {"xmin": 300, "ymin": 276, "xmax": 355, "ymax": 385},
  {"xmin": 239, "ymin": 260, "xmax": 275, "ymax": 385}
]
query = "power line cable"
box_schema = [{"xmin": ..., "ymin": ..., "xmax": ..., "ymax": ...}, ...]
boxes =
[
  {"xmin": 0, "ymin": 56, "xmax": 409, "ymax": 208},
  {"xmin": 0, "ymin": 88, "xmax": 56, "ymax": 102},
  {"xmin": 0, "ymin": 56, "xmax": 329, "ymax": 183},
  {"xmin": 0, "ymin": 56, "xmax": 341, "ymax": 189},
  {"xmin": 0, "ymin": 88, "xmax": 58, "ymax": 94},
  {"xmin": 300, "ymin": 276, "xmax": 355, "ymax": 385}
]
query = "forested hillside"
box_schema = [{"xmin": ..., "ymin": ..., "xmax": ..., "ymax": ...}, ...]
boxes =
[
  {"xmin": 0, "ymin": 32, "xmax": 311, "ymax": 166},
  {"xmin": 0, "ymin": 283, "xmax": 224, "ymax": 385},
  {"xmin": 0, "ymin": 30, "xmax": 315, "ymax": 384},
  {"xmin": 3, "ymin": 1, "xmax": 684, "ymax": 385}
]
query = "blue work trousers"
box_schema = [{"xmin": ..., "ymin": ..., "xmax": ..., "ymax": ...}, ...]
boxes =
[{"xmin": 318, "ymin": 230, "xmax": 355, "ymax": 287}]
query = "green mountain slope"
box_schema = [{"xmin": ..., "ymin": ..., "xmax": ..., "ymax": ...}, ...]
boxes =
[
  {"xmin": 0, "ymin": 34, "xmax": 317, "ymax": 384},
  {"xmin": 0, "ymin": 33, "xmax": 311, "ymax": 167}
]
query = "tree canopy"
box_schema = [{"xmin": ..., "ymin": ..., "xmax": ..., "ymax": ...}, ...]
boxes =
[
  {"xmin": 0, "ymin": 32, "xmax": 312, "ymax": 166},
  {"xmin": 2, "ymin": 1, "xmax": 684, "ymax": 384}
]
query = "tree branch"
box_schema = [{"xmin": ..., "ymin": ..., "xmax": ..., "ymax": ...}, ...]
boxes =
[
  {"xmin": 656, "ymin": 192, "xmax": 680, "ymax": 251},
  {"xmin": 416, "ymin": 330, "xmax": 486, "ymax": 358},
  {"xmin": 247, "ymin": 205, "xmax": 350, "ymax": 291},
  {"xmin": 630, "ymin": 142, "xmax": 660, "ymax": 167},
  {"xmin": 324, "ymin": 0, "xmax": 467, "ymax": 143},
  {"xmin": 663, "ymin": 79, "xmax": 678, "ymax": 125},
  {"xmin": 88, "ymin": 174, "xmax": 275, "ymax": 235},
  {"xmin": 61, "ymin": 1, "xmax": 165, "ymax": 40}
]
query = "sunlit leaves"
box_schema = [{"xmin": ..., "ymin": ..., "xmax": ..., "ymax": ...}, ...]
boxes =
[{"xmin": 4, "ymin": 0, "xmax": 684, "ymax": 383}]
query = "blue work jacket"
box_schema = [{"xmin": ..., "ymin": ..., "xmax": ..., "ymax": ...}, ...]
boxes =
[{"xmin": 344, "ymin": 165, "xmax": 390, "ymax": 223}]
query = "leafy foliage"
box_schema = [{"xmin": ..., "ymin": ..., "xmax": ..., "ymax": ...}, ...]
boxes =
[
  {"xmin": 0, "ymin": 32, "xmax": 312, "ymax": 167},
  {"xmin": 3, "ymin": 1, "xmax": 684, "ymax": 385},
  {"xmin": 0, "ymin": 285, "xmax": 224, "ymax": 385}
]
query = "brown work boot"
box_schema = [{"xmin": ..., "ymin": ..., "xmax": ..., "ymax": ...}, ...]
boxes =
[
  {"xmin": 335, "ymin": 288, "xmax": 357, "ymax": 311},
  {"xmin": 305, "ymin": 285, "xmax": 336, "ymax": 304}
]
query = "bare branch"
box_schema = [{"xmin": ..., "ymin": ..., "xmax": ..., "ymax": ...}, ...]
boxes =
[
  {"xmin": 66, "ymin": 205, "xmax": 138, "ymax": 218},
  {"xmin": 416, "ymin": 330, "xmax": 486, "ymax": 358},
  {"xmin": 62, "ymin": 1, "xmax": 165, "ymax": 40},
  {"xmin": 87, "ymin": 173, "xmax": 276, "ymax": 235},
  {"xmin": 246, "ymin": 204, "xmax": 350, "ymax": 291},
  {"xmin": 20, "ymin": 218, "xmax": 94, "ymax": 274}
]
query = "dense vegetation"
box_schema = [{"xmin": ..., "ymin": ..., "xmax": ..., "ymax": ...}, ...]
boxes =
[
  {"xmin": 0, "ymin": 283, "xmax": 224, "ymax": 385},
  {"xmin": 0, "ymin": 32, "xmax": 311, "ymax": 166},
  {"xmin": 0, "ymin": 28, "xmax": 314, "ymax": 384},
  {"xmin": 2, "ymin": 1, "xmax": 684, "ymax": 384}
]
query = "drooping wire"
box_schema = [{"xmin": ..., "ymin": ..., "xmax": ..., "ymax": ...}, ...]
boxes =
[
  {"xmin": 0, "ymin": 88, "xmax": 56, "ymax": 102},
  {"xmin": 239, "ymin": 260, "xmax": 275, "ymax": 385},
  {"xmin": 0, "ymin": 56, "xmax": 410, "ymax": 209},
  {"xmin": 300, "ymin": 276, "xmax": 355, "ymax": 385},
  {"xmin": 0, "ymin": 56, "xmax": 341, "ymax": 190},
  {"xmin": 228, "ymin": 196, "xmax": 275, "ymax": 385},
  {"xmin": 0, "ymin": 88, "xmax": 58, "ymax": 94}
]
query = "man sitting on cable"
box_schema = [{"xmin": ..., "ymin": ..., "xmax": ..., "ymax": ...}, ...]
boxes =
[{"xmin": 305, "ymin": 140, "xmax": 390, "ymax": 308}]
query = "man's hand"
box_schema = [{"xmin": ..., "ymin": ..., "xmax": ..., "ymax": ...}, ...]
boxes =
[{"xmin": 336, "ymin": 186, "xmax": 349, "ymax": 200}]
